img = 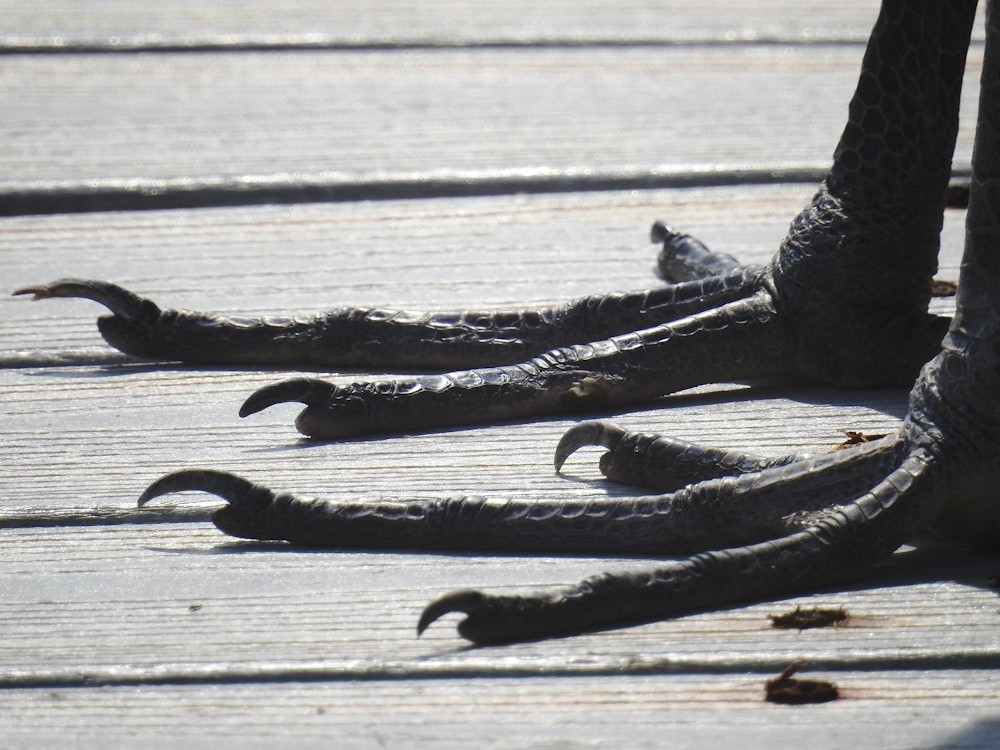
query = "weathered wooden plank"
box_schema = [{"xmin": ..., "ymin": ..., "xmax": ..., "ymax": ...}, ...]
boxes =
[
  {"xmin": 0, "ymin": 521, "xmax": 996, "ymax": 743},
  {"xmin": 0, "ymin": 0, "xmax": 896, "ymax": 48},
  {"xmin": 1, "ymin": 521, "xmax": 997, "ymax": 677},
  {"xmin": 0, "ymin": 45, "xmax": 982, "ymax": 192},
  {"xmin": 0, "ymin": 670, "xmax": 995, "ymax": 749},
  {"xmin": 0, "ymin": 367, "xmax": 922, "ymax": 509},
  {"xmin": 2, "ymin": 189, "xmax": 987, "ymax": 685}
]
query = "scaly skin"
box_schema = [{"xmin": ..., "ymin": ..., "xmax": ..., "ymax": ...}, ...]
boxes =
[
  {"xmin": 139, "ymin": 435, "xmax": 903, "ymax": 557},
  {"xmin": 13, "ymin": 262, "xmax": 761, "ymax": 370},
  {"xmin": 413, "ymin": 0, "xmax": 1000, "ymax": 641}
]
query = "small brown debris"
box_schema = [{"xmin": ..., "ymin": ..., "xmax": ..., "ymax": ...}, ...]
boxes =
[
  {"xmin": 931, "ymin": 279, "xmax": 958, "ymax": 297},
  {"xmin": 836, "ymin": 431, "xmax": 888, "ymax": 450},
  {"xmin": 765, "ymin": 660, "xmax": 840, "ymax": 705},
  {"xmin": 769, "ymin": 605, "xmax": 849, "ymax": 630},
  {"xmin": 188, "ymin": 603, "xmax": 203, "ymax": 612}
]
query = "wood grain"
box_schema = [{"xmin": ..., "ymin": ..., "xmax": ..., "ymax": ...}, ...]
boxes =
[
  {"xmin": 1, "ymin": 0, "xmax": 896, "ymax": 48},
  {"xmin": 2, "ymin": 2, "xmax": 998, "ymax": 746},
  {"xmin": 0, "ymin": 671, "xmax": 995, "ymax": 749},
  {"xmin": 0, "ymin": 45, "xmax": 982, "ymax": 194}
]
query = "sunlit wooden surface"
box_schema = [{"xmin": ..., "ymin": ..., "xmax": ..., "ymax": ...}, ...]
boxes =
[{"xmin": 0, "ymin": 2, "xmax": 997, "ymax": 747}]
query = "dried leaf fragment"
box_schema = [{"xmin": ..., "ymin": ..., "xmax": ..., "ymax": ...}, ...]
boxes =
[
  {"xmin": 765, "ymin": 660, "xmax": 840, "ymax": 705},
  {"xmin": 836, "ymin": 431, "xmax": 888, "ymax": 450},
  {"xmin": 769, "ymin": 605, "xmax": 849, "ymax": 630},
  {"xmin": 931, "ymin": 279, "xmax": 958, "ymax": 297}
]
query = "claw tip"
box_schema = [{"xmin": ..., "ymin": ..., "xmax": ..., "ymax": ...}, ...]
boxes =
[
  {"xmin": 240, "ymin": 377, "xmax": 332, "ymax": 418},
  {"xmin": 417, "ymin": 589, "xmax": 486, "ymax": 637},
  {"xmin": 650, "ymin": 221, "xmax": 678, "ymax": 244},
  {"xmin": 554, "ymin": 421, "xmax": 624, "ymax": 473},
  {"xmin": 136, "ymin": 468, "xmax": 258, "ymax": 508}
]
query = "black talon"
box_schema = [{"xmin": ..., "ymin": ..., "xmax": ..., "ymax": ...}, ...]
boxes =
[
  {"xmin": 416, "ymin": 589, "xmax": 488, "ymax": 637},
  {"xmin": 14, "ymin": 278, "xmax": 177, "ymax": 361},
  {"xmin": 138, "ymin": 469, "xmax": 294, "ymax": 542},
  {"xmin": 649, "ymin": 220, "xmax": 677, "ymax": 244},
  {"xmin": 418, "ymin": 588, "xmax": 598, "ymax": 645},
  {"xmin": 417, "ymin": 589, "xmax": 546, "ymax": 645},
  {"xmin": 137, "ymin": 468, "xmax": 258, "ymax": 507},
  {"xmin": 554, "ymin": 420, "xmax": 626, "ymax": 472},
  {"xmin": 239, "ymin": 378, "xmax": 336, "ymax": 417}
]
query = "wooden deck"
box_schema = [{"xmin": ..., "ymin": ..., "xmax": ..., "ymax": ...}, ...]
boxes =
[{"xmin": 1, "ymin": 1, "xmax": 998, "ymax": 747}]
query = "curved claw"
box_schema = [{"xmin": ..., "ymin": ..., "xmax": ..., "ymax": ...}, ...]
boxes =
[
  {"xmin": 419, "ymin": 588, "xmax": 580, "ymax": 645},
  {"xmin": 554, "ymin": 420, "xmax": 626, "ymax": 472},
  {"xmin": 13, "ymin": 278, "xmax": 155, "ymax": 319},
  {"xmin": 139, "ymin": 468, "xmax": 293, "ymax": 542},
  {"xmin": 239, "ymin": 377, "xmax": 337, "ymax": 417},
  {"xmin": 137, "ymin": 468, "xmax": 258, "ymax": 507},
  {"xmin": 417, "ymin": 589, "xmax": 489, "ymax": 637},
  {"xmin": 649, "ymin": 220, "xmax": 679, "ymax": 245}
]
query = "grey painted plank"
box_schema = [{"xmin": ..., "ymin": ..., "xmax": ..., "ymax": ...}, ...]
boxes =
[
  {"xmin": 0, "ymin": 521, "xmax": 996, "ymax": 746},
  {"xmin": 0, "ymin": 0, "xmax": 895, "ymax": 48},
  {"xmin": 0, "ymin": 671, "xmax": 996, "ymax": 749},
  {"xmin": 0, "ymin": 45, "xmax": 983, "ymax": 190},
  {"xmin": 1, "ymin": 522, "xmax": 997, "ymax": 678}
]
